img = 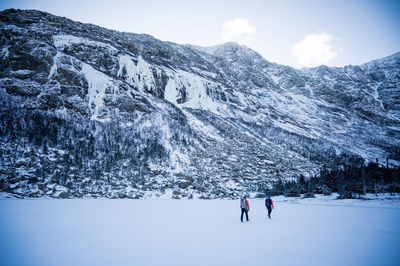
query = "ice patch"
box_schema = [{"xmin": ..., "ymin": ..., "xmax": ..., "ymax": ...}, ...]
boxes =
[
  {"xmin": 274, "ymin": 120, "xmax": 308, "ymax": 136},
  {"xmin": 164, "ymin": 70, "xmax": 229, "ymax": 117},
  {"xmin": 164, "ymin": 78, "xmax": 177, "ymax": 103},
  {"xmin": 270, "ymin": 74, "xmax": 280, "ymax": 84},
  {"xmin": 48, "ymin": 52, "xmax": 62, "ymax": 79},
  {"xmin": 54, "ymin": 185, "xmax": 68, "ymax": 192},
  {"xmin": 1, "ymin": 45, "xmax": 9, "ymax": 58},
  {"xmin": 373, "ymin": 82, "xmax": 386, "ymax": 111},
  {"xmin": 11, "ymin": 70, "xmax": 31, "ymax": 75},
  {"xmin": 53, "ymin": 34, "xmax": 118, "ymax": 52},
  {"xmin": 81, "ymin": 62, "xmax": 113, "ymax": 121},
  {"xmin": 117, "ymin": 55, "xmax": 156, "ymax": 92}
]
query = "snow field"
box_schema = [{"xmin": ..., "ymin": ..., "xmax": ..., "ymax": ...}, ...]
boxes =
[{"xmin": 0, "ymin": 198, "xmax": 399, "ymax": 266}]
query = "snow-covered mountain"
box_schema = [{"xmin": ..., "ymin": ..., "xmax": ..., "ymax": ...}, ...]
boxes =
[{"xmin": 0, "ymin": 9, "xmax": 399, "ymax": 199}]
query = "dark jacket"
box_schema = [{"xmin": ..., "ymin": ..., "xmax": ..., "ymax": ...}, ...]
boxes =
[{"xmin": 265, "ymin": 198, "xmax": 274, "ymax": 208}]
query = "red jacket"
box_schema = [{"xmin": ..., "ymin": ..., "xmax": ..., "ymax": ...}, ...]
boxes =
[{"xmin": 265, "ymin": 198, "xmax": 274, "ymax": 208}]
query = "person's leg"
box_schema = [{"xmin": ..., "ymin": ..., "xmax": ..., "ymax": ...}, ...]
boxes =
[
  {"xmin": 241, "ymin": 208, "xmax": 244, "ymax": 222},
  {"xmin": 245, "ymin": 210, "xmax": 249, "ymax": 221},
  {"xmin": 267, "ymin": 206, "xmax": 272, "ymax": 218}
]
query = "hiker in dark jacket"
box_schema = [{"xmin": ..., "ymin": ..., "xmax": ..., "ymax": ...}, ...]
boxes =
[
  {"xmin": 265, "ymin": 195, "xmax": 274, "ymax": 219},
  {"xmin": 240, "ymin": 196, "xmax": 250, "ymax": 222}
]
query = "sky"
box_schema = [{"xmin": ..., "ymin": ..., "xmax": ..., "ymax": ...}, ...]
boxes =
[{"xmin": 1, "ymin": 0, "xmax": 399, "ymax": 68}]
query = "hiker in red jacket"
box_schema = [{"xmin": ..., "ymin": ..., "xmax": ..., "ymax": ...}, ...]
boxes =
[
  {"xmin": 265, "ymin": 195, "xmax": 274, "ymax": 219},
  {"xmin": 240, "ymin": 196, "xmax": 250, "ymax": 222}
]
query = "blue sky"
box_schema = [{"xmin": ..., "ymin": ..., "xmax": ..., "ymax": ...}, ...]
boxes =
[{"xmin": 1, "ymin": 0, "xmax": 399, "ymax": 67}]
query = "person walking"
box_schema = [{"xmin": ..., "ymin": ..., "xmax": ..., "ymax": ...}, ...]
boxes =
[
  {"xmin": 240, "ymin": 196, "xmax": 250, "ymax": 222},
  {"xmin": 265, "ymin": 195, "xmax": 274, "ymax": 219}
]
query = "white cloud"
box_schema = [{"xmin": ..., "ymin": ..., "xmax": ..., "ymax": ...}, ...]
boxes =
[
  {"xmin": 291, "ymin": 33, "xmax": 338, "ymax": 67},
  {"xmin": 221, "ymin": 18, "xmax": 256, "ymax": 42}
]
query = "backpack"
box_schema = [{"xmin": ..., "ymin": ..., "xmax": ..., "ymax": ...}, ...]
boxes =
[
  {"xmin": 241, "ymin": 199, "xmax": 246, "ymax": 209},
  {"xmin": 266, "ymin": 198, "xmax": 272, "ymax": 207}
]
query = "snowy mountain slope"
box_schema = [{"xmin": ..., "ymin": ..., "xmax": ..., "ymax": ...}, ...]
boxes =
[{"xmin": 0, "ymin": 9, "xmax": 399, "ymax": 198}]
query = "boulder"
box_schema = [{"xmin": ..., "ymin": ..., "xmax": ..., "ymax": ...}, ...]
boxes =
[
  {"xmin": 178, "ymin": 181, "xmax": 191, "ymax": 189},
  {"xmin": 58, "ymin": 191, "xmax": 69, "ymax": 198}
]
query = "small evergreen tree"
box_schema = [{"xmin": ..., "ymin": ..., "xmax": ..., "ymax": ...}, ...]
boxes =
[{"xmin": 303, "ymin": 178, "xmax": 315, "ymax": 198}]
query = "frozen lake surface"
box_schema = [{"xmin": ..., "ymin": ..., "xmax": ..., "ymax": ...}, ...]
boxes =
[{"xmin": 1, "ymin": 195, "xmax": 400, "ymax": 266}]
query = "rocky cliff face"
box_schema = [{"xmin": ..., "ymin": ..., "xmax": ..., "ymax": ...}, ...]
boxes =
[{"xmin": 0, "ymin": 9, "xmax": 399, "ymax": 199}]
